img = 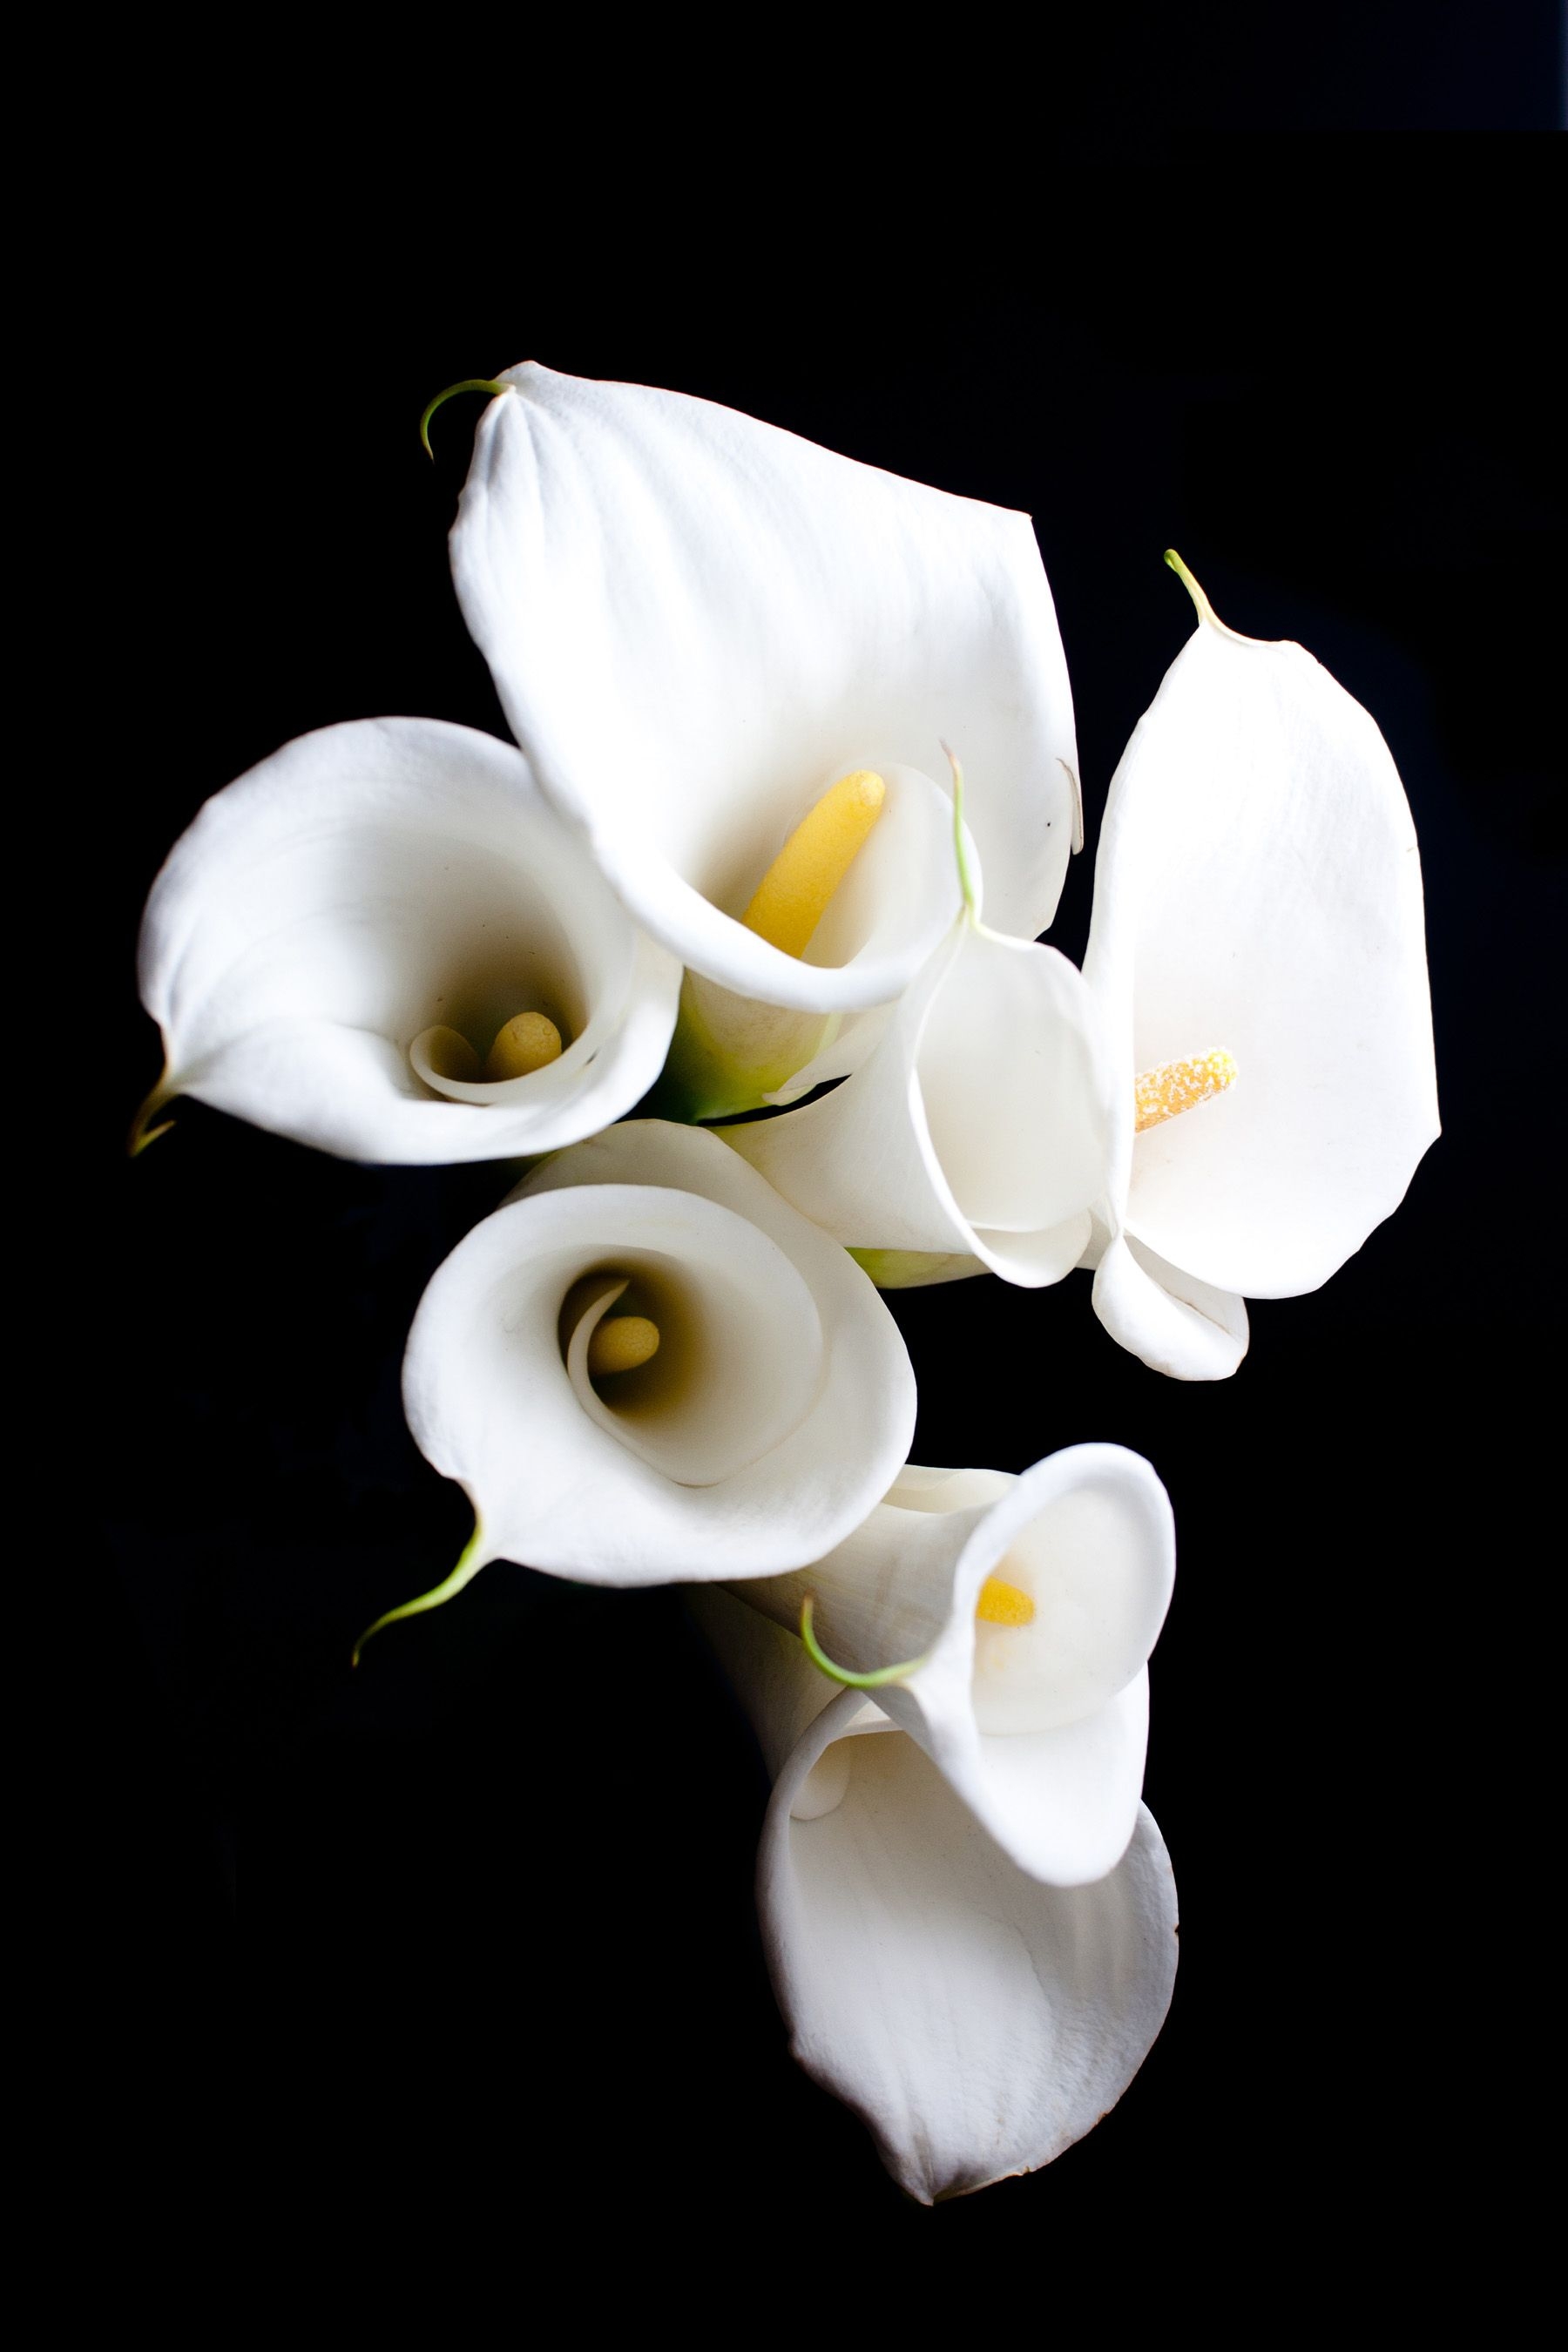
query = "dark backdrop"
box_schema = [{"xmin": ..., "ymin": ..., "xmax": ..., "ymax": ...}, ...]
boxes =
[{"xmin": 85, "ymin": 114, "xmax": 1559, "ymax": 2296}]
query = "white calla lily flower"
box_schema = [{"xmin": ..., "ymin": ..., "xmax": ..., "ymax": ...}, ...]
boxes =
[
  {"xmin": 135, "ymin": 719, "xmax": 680, "ymax": 1163},
  {"xmin": 372, "ymin": 1123, "xmax": 916, "ymax": 1639},
  {"xmin": 1084, "ymin": 557, "xmax": 1439, "ymax": 1379},
  {"xmin": 449, "ymin": 365, "xmax": 1079, "ymax": 1032},
  {"xmin": 739, "ymin": 1443, "xmax": 1173, "ymax": 1885},
  {"xmin": 724, "ymin": 833, "xmax": 1112, "ymax": 1286},
  {"xmin": 695, "ymin": 1588, "xmax": 1178, "ymax": 2203}
]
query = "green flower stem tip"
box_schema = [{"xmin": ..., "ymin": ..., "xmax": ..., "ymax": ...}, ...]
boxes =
[
  {"xmin": 1163, "ymin": 547, "xmax": 1218, "ymax": 626},
  {"xmin": 419, "ymin": 378, "xmax": 514, "ymax": 459},
  {"xmin": 128, "ymin": 1078, "xmax": 177, "ymax": 1158},
  {"xmin": 1164, "ymin": 548, "xmax": 1248, "ymax": 642},
  {"xmin": 799, "ymin": 1594, "xmax": 928, "ymax": 1689},
  {"xmin": 352, "ymin": 1520, "xmax": 490, "ymax": 1666},
  {"xmin": 939, "ymin": 740, "xmax": 980, "ymax": 919}
]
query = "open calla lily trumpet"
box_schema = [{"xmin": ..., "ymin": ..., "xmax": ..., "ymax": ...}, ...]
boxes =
[
  {"xmin": 736, "ymin": 1443, "xmax": 1174, "ymax": 1885},
  {"xmin": 1083, "ymin": 558, "xmax": 1439, "ymax": 1378},
  {"xmin": 135, "ymin": 718, "xmax": 679, "ymax": 1162},
  {"xmin": 375, "ymin": 1122, "xmax": 916, "ymax": 1636},
  {"xmin": 449, "ymin": 364, "xmax": 1080, "ymax": 1032},
  {"xmin": 696, "ymin": 1589, "xmax": 1179, "ymax": 2203}
]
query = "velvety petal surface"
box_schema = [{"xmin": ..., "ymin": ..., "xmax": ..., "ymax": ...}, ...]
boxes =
[
  {"xmin": 1085, "ymin": 618, "xmax": 1438, "ymax": 1298},
  {"xmin": 403, "ymin": 1123, "xmax": 916, "ymax": 1584},
  {"xmin": 762, "ymin": 1692, "xmax": 1179, "ymax": 2202},
  {"xmin": 450, "ymin": 365, "xmax": 1078, "ymax": 1007},
  {"xmin": 138, "ymin": 718, "xmax": 679, "ymax": 1162},
  {"xmin": 1092, "ymin": 1235, "xmax": 1250, "ymax": 1382}
]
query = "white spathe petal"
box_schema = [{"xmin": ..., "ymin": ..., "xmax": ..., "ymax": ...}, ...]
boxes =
[
  {"xmin": 1092, "ymin": 1233, "xmax": 1250, "ymax": 1382},
  {"xmin": 727, "ymin": 919, "xmax": 1109, "ymax": 1288},
  {"xmin": 404, "ymin": 1122, "xmax": 916, "ymax": 1585},
  {"xmin": 888, "ymin": 1464, "xmax": 1016, "ymax": 1512},
  {"xmin": 138, "ymin": 718, "xmax": 679, "ymax": 1163},
  {"xmin": 761, "ymin": 1694, "xmax": 1179, "ymax": 2203},
  {"xmin": 745, "ymin": 1443, "xmax": 1174, "ymax": 1885},
  {"xmin": 1085, "ymin": 623, "xmax": 1438, "ymax": 1296},
  {"xmin": 965, "ymin": 1460, "xmax": 1174, "ymax": 1736},
  {"xmin": 451, "ymin": 365, "xmax": 1078, "ymax": 1005}
]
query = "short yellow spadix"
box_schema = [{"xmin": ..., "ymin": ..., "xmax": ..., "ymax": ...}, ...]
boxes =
[
  {"xmin": 976, "ymin": 1575, "xmax": 1035, "ymax": 1627},
  {"xmin": 587, "ymin": 1315, "xmax": 660, "ymax": 1377},
  {"xmin": 486, "ymin": 1011, "xmax": 564, "ymax": 1081},
  {"xmin": 742, "ymin": 771, "xmax": 886, "ymax": 958},
  {"xmin": 1134, "ymin": 1049, "xmax": 1238, "ymax": 1134}
]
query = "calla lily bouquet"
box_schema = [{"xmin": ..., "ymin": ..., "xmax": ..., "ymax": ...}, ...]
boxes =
[{"xmin": 132, "ymin": 362, "xmax": 1437, "ymax": 2202}]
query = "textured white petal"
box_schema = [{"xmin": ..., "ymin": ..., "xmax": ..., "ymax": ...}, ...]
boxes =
[
  {"xmin": 746, "ymin": 1444, "xmax": 1174, "ymax": 1885},
  {"xmin": 761, "ymin": 1695, "xmax": 1179, "ymax": 2203},
  {"xmin": 138, "ymin": 718, "xmax": 679, "ymax": 1163},
  {"xmin": 404, "ymin": 1123, "xmax": 916, "ymax": 1584},
  {"xmin": 451, "ymin": 365, "xmax": 1078, "ymax": 1005},
  {"xmin": 1085, "ymin": 620, "xmax": 1438, "ymax": 1297},
  {"xmin": 1092, "ymin": 1233, "xmax": 1250, "ymax": 1382},
  {"xmin": 727, "ymin": 918, "xmax": 1109, "ymax": 1288}
]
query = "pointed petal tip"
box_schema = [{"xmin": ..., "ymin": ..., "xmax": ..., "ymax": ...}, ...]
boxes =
[
  {"xmin": 128, "ymin": 1078, "xmax": 178, "ymax": 1158},
  {"xmin": 351, "ymin": 1520, "xmax": 490, "ymax": 1663},
  {"xmin": 419, "ymin": 377, "xmax": 515, "ymax": 460}
]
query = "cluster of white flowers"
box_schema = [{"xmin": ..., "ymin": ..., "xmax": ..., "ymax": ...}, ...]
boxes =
[{"xmin": 135, "ymin": 364, "xmax": 1437, "ymax": 2201}]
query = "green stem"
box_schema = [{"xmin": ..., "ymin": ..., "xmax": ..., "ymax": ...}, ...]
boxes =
[
  {"xmin": 799, "ymin": 1594, "xmax": 928, "ymax": 1689},
  {"xmin": 419, "ymin": 378, "xmax": 514, "ymax": 459},
  {"xmin": 352, "ymin": 1520, "xmax": 490, "ymax": 1666},
  {"xmin": 128, "ymin": 1078, "xmax": 178, "ymax": 1158},
  {"xmin": 940, "ymin": 740, "xmax": 980, "ymax": 919},
  {"xmin": 1164, "ymin": 548, "xmax": 1248, "ymax": 642}
]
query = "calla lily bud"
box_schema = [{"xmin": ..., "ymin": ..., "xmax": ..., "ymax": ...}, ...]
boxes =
[
  {"xmin": 399, "ymin": 1121, "xmax": 916, "ymax": 1586},
  {"xmin": 695, "ymin": 1589, "xmax": 1178, "ymax": 2204},
  {"xmin": 449, "ymin": 364, "xmax": 1080, "ymax": 1017},
  {"xmin": 1082, "ymin": 558, "xmax": 1439, "ymax": 1378},
  {"xmin": 135, "ymin": 719, "xmax": 679, "ymax": 1163},
  {"xmin": 739, "ymin": 1443, "xmax": 1174, "ymax": 1885}
]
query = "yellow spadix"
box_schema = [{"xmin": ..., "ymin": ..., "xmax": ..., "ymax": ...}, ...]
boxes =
[
  {"xmin": 976, "ymin": 1576, "xmax": 1035, "ymax": 1627},
  {"xmin": 742, "ymin": 771, "xmax": 886, "ymax": 958},
  {"xmin": 587, "ymin": 1315, "xmax": 661, "ymax": 1378},
  {"xmin": 1134, "ymin": 1049, "xmax": 1237, "ymax": 1133},
  {"xmin": 485, "ymin": 1010, "xmax": 564, "ymax": 1080}
]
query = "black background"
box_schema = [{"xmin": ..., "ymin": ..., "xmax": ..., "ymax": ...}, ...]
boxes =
[{"xmin": 82, "ymin": 55, "xmax": 1559, "ymax": 2308}]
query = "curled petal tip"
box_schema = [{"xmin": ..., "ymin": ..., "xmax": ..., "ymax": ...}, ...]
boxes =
[
  {"xmin": 419, "ymin": 377, "xmax": 514, "ymax": 460},
  {"xmin": 799, "ymin": 1593, "xmax": 928, "ymax": 1689}
]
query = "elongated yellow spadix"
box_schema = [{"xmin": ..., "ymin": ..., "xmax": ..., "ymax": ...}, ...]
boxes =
[
  {"xmin": 742, "ymin": 771, "xmax": 886, "ymax": 957},
  {"xmin": 587, "ymin": 1315, "xmax": 660, "ymax": 1377}
]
